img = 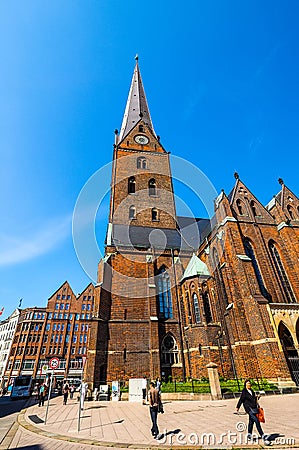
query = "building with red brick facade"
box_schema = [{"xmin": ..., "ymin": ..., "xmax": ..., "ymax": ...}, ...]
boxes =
[
  {"xmin": 4, "ymin": 282, "xmax": 94, "ymax": 388},
  {"xmin": 85, "ymin": 59, "xmax": 299, "ymax": 389}
]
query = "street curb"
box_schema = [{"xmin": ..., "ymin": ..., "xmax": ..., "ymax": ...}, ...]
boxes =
[
  {"xmin": 16, "ymin": 408, "xmax": 299, "ymax": 450},
  {"xmin": 0, "ymin": 420, "xmax": 19, "ymax": 450},
  {"xmin": 17, "ymin": 409, "xmax": 164, "ymax": 449}
]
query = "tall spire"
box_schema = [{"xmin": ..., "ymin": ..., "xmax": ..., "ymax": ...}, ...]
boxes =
[{"xmin": 119, "ymin": 57, "xmax": 156, "ymax": 141}]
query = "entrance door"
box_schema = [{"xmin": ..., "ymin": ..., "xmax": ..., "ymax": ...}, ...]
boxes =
[
  {"xmin": 287, "ymin": 357, "xmax": 299, "ymax": 385},
  {"xmin": 278, "ymin": 322, "xmax": 299, "ymax": 385}
]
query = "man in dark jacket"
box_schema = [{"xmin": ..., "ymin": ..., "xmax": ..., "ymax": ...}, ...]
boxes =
[
  {"xmin": 236, "ymin": 379, "xmax": 269, "ymax": 444},
  {"xmin": 148, "ymin": 382, "xmax": 162, "ymax": 440}
]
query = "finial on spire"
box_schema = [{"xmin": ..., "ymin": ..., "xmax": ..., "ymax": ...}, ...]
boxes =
[
  {"xmin": 234, "ymin": 172, "xmax": 239, "ymax": 180},
  {"xmin": 135, "ymin": 54, "xmax": 139, "ymax": 62},
  {"xmin": 278, "ymin": 177, "xmax": 284, "ymax": 185}
]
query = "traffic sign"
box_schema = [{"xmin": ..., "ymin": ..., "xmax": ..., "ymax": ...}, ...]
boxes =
[
  {"xmin": 49, "ymin": 357, "xmax": 60, "ymax": 370},
  {"xmin": 41, "ymin": 364, "xmax": 48, "ymax": 374}
]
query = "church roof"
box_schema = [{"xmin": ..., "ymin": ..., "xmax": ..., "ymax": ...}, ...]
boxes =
[
  {"xmin": 181, "ymin": 253, "xmax": 210, "ymax": 281},
  {"xmin": 177, "ymin": 216, "xmax": 212, "ymax": 248},
  {"xmin": 111, "ymin": 224, "xmax": 189, "ymax": 250},
  {"xmin": 109, "ymin": 217, "xmax": 211, "ymax": 251},
  {"xmin": 119, "ymin": 58, "xmax": 156, "ymax": 141}
]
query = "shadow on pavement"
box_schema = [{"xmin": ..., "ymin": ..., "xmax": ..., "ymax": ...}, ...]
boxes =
[
  {"xmin": 0, "ymin": 397, "xmax": 28, "ymax": 419},
  {"xmin": 164, "ymin": 428, "xmax": 181, "ymax": 437},
  {"xmin": 157, "ymin": 429, "xmax": 181, "ymax": 442},
  {"xmin": 10, "ymin": 447, "xmax": 42, "ymax": 450},
  {"xmin": 28, "ymin": 414, "xmax": 44, "ymax": 424},
  {"xmin": 267, "ymin": 433, "xmax": 285, "ymax": 442},
  {"xmin": 79, "ymin": 418, "xmax": 124, "ymax": 431},
  {"xmin": 85, "ymin": 405, "xmax": 107, "ymax": 410}
]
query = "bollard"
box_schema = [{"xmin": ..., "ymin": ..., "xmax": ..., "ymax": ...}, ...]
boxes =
[{"xmin": 206, "ymin": 362, "xmax": 222, "ymax": 400}]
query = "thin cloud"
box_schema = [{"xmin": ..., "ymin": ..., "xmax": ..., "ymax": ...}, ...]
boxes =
[
  {"xmin": 254, "ymin": 43, "xmax": 282, "ymax": 80},
  {"xmin": 182, "ymin": 83, "xmax": 207, "ymax": 121},
  {"xmin": 248, "ymin": 132, "xmax": 264, "ymax": 154},
  {"xmin": 0, "ymin": 215, "xmax": 71, "ymax": 266}
]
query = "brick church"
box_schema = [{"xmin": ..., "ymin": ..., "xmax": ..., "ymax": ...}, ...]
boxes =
[{"xmin": 85, "ymin": 59, "xmax": 299, "ymax": 388}]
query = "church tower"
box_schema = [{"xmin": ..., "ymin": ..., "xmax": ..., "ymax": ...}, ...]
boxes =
[
  {"xmin": 88, "ymin": 58, "xmax": 189, "ymax": 384},
  {"xmin": 108, "ymin": 57, "xmax": 177, "ymax": 232}
]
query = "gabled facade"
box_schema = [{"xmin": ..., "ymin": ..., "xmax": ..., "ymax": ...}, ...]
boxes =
[
  {"xmin": 4, "ymin": 282, "xmax": 95, "ymax": 390},
  {"xmin": 86, "ymin": 61, "xmax": 299, "ymax": 388},
  {"xmin": 0, "ymin": 308, "xmax": 21, "ymax": 389},
  {"xmin": 5, "ymin": 306, "xmax": 47, "ymax": 384}
]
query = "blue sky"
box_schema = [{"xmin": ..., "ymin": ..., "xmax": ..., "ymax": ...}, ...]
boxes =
[{"xmin": 1, "ymin": 1, "xmax": 299, "ymax": 319}]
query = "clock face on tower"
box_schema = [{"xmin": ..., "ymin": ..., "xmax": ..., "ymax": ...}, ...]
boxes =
[{"xmin": 134, "ymin": 135, "xmax": 149, "ymax": 145}]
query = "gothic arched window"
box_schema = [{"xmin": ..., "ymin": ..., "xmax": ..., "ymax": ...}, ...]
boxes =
[
  {"xmin": 149, "ymin": 178, "xmax": 157, "ymax": 196},
  {"xmin": 161, "ymin": 334, "xmax": 179, "ymax": 365},
  {"xmin": 213, "ymin": 248, "xmax": 229, "ymax": 308},
  {"xmin": 192, "ymin": 293, "xmax": 201, "ymax": 323},
  {"xmin": 129, "ymin": 205, "xmax": 136, "ymax": 220},
  {"xmin": 287, "ymin": 205, "xmax": 295, "ymax": 220},
  {"xmin": 203, "ymin": 291, "xmax": 213, "ymax": 323},
  {"xmin": 236, "ymin": 199, "xmax": 243, "ymax": 215},
  {"xmin": 244, "ymin": 239, "xmax": 271, "ymax": 301},
  {"xmin": 250, "ymin": 200, "xmax": 257, "ymax": 217},
  {"xmin": 137, "ymin": 157, "xmax": 147, "ymax": 169},
  {"xmin": 152, "ymin": 208, "xmax": 158, "ymax": 221},
  {"xmin": 269, "ymin": 240, "xmax": 296, "ymax": 303},
  {"xmin": 157, "ymin": 267, "xmax": 173, "ymax": 319},
  {"xmin": 185, "ymin": 291, "xmax": 192, "ymax": 323},
  {"xmin": 128, "ymin": 177, "xmax": 136, "ymax": 194}
]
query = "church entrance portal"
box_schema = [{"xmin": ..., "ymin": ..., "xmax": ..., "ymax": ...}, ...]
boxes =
[{"xmin": 278, "ymin": 321, "xmax": 299, "ymax": 385}]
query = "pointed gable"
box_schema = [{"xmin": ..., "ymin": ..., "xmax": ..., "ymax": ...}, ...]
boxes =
[
  {"xmin": 214, "ymin": 189, "xmax": 235, "ymax": 226},
  {"xmin": 48, "ymin": 281, "xmax": 74, "ymax": 300},
  {"xmin": 47, "ymin": 281, "xmax": 76, "ymax": 310},
  {"xmin": 77, "ymin": 283, "xmax": 94, "ymax": 301},
  {"xmin": 118, "ymin": 120, "xmax": 165, "ymax": 153},
  {"xmin": 181, "ymin": 253, "xmax": 210, "ymax": 282},
  {"xmin": 279, "ymin": 183, "xmax": 299, "ymax": 220},
  {"xmin": 269, "ymin": 179, "xmax": 299, "ymax": 222},
  {"xmin": 229, "ymin": 176, "xmax": 275, "ymax": 224}
]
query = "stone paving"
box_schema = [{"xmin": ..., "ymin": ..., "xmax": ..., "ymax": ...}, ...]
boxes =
[{"xmin": 4, "ymin": 393, "xmax": 299, "ymax": 449}]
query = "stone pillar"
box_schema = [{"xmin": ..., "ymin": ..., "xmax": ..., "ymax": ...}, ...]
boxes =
[{"xmin": 206, "ymin": 362, "xmax": 222, "ymax": 400}]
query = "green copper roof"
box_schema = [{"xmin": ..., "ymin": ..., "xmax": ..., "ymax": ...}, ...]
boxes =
[{"xmin": 181, "ymin": 253, "xmax": 210, "ymax": 281}]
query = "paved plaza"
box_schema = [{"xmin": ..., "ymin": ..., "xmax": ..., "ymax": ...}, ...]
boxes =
[{"xmin": 1, "ymin": 393, "xmax": 299, "ymax": 449}]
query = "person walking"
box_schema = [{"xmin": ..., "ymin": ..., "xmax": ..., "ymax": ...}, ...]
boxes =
[
  {"xmin": 38, "ymin": 383, "xmax": 46, "ymax": 407},
  {"xmin": 156, "ymin": 377, "xmax": 161, "ymax": 394},
  {"xmin": 236, "ymin": 379, "xmax": 270, "ymax": 445},
  {"xmin": 80, "ymin": 379, "xmax": 88, "ymax": 410},
  {"xmin": 142, "ymin": 375, "xmax": 147, "ymax": 405},
  {"xmin": 148, "ymin": 381, "xmax": 162, "ymax": 440},
  {"xmin": 62, "ymin": 380, "xmax": 69, "ymax": 405},
  {"xmin": 70, "ymin": 384, "xmax": 75, "ymax": 399}
]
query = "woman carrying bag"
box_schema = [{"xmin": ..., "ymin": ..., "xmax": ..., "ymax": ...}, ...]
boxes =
[{"xmin": 236, "ymin": 379, "xmax": 270, "ymax": 445}]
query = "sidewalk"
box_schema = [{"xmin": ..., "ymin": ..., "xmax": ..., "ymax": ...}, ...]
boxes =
[{"xmin": 9, "ymin": 393, "xmax": 299, "ymax": 449}]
